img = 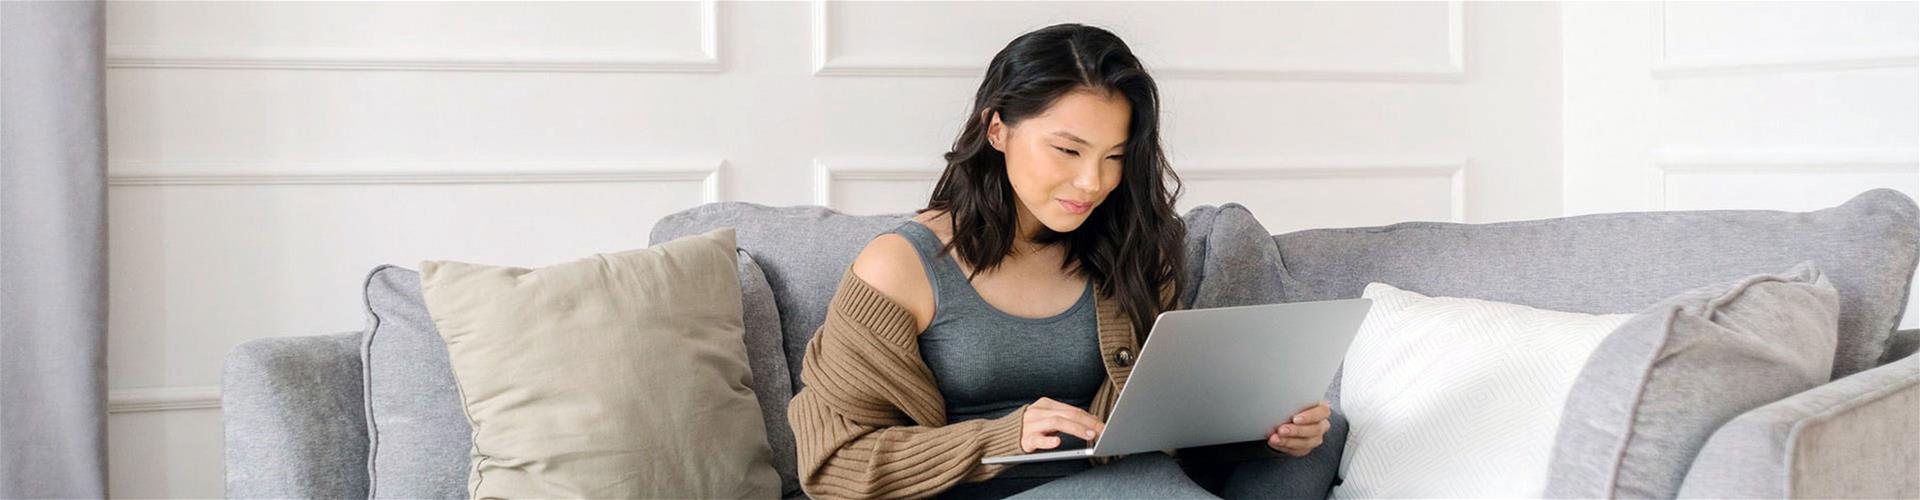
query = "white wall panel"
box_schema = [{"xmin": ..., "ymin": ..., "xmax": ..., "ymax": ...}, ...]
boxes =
[
  {"xmin": 1652, "ymin": 150, "xmax": 1919, "ymax": 210},
  {"xmin": 1657, "ymin": 71, "xmax": 1919, "ymax": 149},
  {"xmin": 107, "ymin": 1, "xmax": 719, "ymax": 72},
  {"xmin": 105, "ymin": 70, "xmax": 757, "ymax": 161},
  {"xmin": 107, "ymin": 176, "xmax": 714, "ymax": 388},
  {"xmin": 815, "ymin": 1, "xmax": 1463, "ymax": 80},
  {"xmin": 1655, "ymin": 1, "xmax": 1917, "ymax": 77},
  {"xmin": 1563, "ymin": 1, "xmax": 1918, "ymax": 332},
  {"xmin": 811, "ymin": 159, "xmax": 940, "ymax": 215},
  {"xmin": 1178, "ymin": 161, "xmax": 1465, "ymax": 234}
]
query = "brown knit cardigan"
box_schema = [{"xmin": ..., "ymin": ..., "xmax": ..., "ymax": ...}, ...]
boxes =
[{"xmin": 788, "ymin": 270, "xmax": 1279, "ymax": 499}]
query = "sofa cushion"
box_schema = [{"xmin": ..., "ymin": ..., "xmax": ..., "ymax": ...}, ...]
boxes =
[
  {"xmin": 1545, "ymin": 262, "xmax": 1840, "ymax": 498},
  {"xmin": 1181, "ymin": 203, "xmax": 1286, "ymax": 309},
  {"xmin": 418, "ymin": 228, "xmax": 779, "ymax": 498},
  {"xmin": 360, "ymin": 248, "xmax": 791, "ymax": 498},
  {"xmin": 1272, "ymin": 188, "xmax": 1918, "ymax": 379},
  {"xmin": 648, "ymin": 203, "xmax": 1266, "ymax": 393},
  {"xmin": 1334, "ymin": 283, "xmax": 1631, "ymax": 497}
]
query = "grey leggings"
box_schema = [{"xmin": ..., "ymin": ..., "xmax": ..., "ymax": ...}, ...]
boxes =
[
  {"xmin": 1001, "ymin": 451, "xmax": 1324, "ymax": 500},
  {"xmin": 1003, "ymin": 453, "xmax": 1215, "ymax": 499}
]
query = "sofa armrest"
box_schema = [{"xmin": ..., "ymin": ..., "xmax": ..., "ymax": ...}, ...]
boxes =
[
  {"xmin": 1885, "ymin": 328, "xmax": 1919, "ymax": 364},
  {"xmin": 1678, "ymin": 351, "xmax": 1919, "ymax": 498},
  {"xmin": 223, "ymin": 331, "xmax": 370, "ymax": 499}
]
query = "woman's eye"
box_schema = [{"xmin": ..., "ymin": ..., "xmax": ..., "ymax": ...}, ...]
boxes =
[
  {"xmin": 1054, "ymin": 146, "xmax": 1080, "ymax": 157},
  {"xmin": 1106, "ymin": 155, "xmax": 1125, "ymax": 162}
]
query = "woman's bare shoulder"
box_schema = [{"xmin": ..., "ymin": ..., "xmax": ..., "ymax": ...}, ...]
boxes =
[{"xmin": 849, "ymin": 231, "xmax": 935, "ymax": 331}]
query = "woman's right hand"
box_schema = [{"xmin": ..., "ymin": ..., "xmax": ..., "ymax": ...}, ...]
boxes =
[{"xmin": 1020, "ymin": 397, "xmax": 1107, "ymax": 453}]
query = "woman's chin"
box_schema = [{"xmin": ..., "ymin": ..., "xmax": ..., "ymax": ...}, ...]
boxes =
[{"xmin": 1038, "ymin": 213, "xmax": 1090, "ymax": 233}]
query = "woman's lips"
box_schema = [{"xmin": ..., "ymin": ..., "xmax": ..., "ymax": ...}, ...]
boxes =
[{"xmin": 1058, "ymin": 198, "xmax": 1093, "ymax": 214}]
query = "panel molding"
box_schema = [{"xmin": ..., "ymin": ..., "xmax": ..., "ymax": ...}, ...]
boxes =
[
  {"xmin": 810, "ymin": 1, "xmax": 1465, "ymax": 82},
  {"xmin": 813, "ymin": 156, "xmax": 1468, "ymax": 221},
  {"xmin": 108, "ymin": 159, "xmax": 726, "ymax": 203},
  {"xmin": 106, "ymin": 1, "xmax": 720, "ymax": 73},
  {"xmin": 1650, "ymin": 3, "xmax": 1920, "ymax": 79},
  {"xmin": 1648, "ymin": 148, "xmax": 1920, "ymax": 209},
  {"xmin": 810, "ymin": 158, "xmax": 943, "ymax": 208},
  {"xmin": 1181, "ymin": 159, "xmax": 1469, "ymax": 223},
  {"xmin": 108, "ymin": 385, "xmax": 221, "ymax": 414}
]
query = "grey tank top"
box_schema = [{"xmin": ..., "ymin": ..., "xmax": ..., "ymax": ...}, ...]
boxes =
[
  {"xmin": 893, "ymin": 221, "xmax": 1107, "ymax": 498},
  {"xmin": 893, "ymin": 220, "xmax": 1107, "ymax": 423}
]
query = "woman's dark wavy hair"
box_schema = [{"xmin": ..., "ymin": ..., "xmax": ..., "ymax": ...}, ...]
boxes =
[{"xmin": 926, "ymin": 23, "xmax": 1185, "ymax": 338}]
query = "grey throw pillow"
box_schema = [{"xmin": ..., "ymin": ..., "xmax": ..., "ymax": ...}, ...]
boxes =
[
  {"xmin": 1544, "ymin": 262, "xmax": 1840, "ymax": 498},
  {"xmin": 361, "ymin": 264, "xmax": 469, "ymax": 499},
  {"xmin": 361, "ymin": 249, "xmax": 792, "ymax": 498},
  {"xmin": 736, "ymin": 251, "xmax": 800, "ymax": 497}
]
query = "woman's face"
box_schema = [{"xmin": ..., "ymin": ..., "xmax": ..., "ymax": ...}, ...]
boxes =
[{"xmin": 987, "ymin": 88, "xmax": 1131, "ymax": 237}]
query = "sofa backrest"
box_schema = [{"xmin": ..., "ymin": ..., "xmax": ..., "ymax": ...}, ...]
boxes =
[
  {"xmin": 650, "ymin": 203, "xmax": 913, "ymax": 392},
  {"xmin": 1271, "ymin": 188, "xmax": 1920, "ymax": 379}
]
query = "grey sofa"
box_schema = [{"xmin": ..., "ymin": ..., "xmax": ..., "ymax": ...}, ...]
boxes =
[{"xmin": 225, "ymin": 189, "xmax": 1920, "ymax": 498}]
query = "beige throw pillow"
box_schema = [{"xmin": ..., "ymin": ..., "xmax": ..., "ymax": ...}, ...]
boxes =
[{"xmin": 420, "ymin": 228, "xmax": 780, "ymax": 499}]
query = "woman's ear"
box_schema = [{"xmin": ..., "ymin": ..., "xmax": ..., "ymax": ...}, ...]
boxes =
[{"xmin": 984, "ymin": 111, "xmax": 1007, "ymax": 152}]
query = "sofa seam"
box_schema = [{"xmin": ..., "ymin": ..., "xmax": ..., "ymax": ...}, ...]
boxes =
[
  {"xmin": 1603, "ymin": 304, "xmax": 1686, "ymax": 497},
  {"xmin": 357, "ymin": 264, "xmax": 391, "ymax": 497},
  {"xmin": 1782, "ymin": 359, "xmax": 1920, "ymax": 496}
]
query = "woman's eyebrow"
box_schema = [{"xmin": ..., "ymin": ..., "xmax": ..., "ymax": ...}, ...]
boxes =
[{"xmin": 1051, "ymin": 131, "xmax": 1125, "ymax": 150}]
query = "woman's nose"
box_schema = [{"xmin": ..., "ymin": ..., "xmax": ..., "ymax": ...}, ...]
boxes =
[{"xmin": 1071, "ymin": 162, "xmax": 1101, "ymax": 191}]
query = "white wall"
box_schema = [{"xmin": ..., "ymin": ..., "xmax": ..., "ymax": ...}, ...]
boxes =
[
  {"xmin": 100, "ymin": 1, "xmax": 1911, "ymax": 498},
  {"xmin": 1561, "ymin": 1, "xmax": 1919, "ymax": 329}
]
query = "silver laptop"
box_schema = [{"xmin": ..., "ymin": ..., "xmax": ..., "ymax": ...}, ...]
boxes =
[{"xmin": 981, "ymin": 298, "xmax": 1373, "ymax": 465}]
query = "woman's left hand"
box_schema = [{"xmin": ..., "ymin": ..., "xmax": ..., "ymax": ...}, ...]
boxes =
[{"xmin": 1266, "ymin": 400, "xmax": 1332, "ymax": 457}]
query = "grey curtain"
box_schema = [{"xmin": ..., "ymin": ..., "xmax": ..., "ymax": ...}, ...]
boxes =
[{"xmin": 0, "ymin": 1, "xmax": 109, "ymax": 498}]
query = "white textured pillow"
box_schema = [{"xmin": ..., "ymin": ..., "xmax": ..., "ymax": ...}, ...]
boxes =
[{"xmin": 1331, "ymin": 283, "xmax": 1632, "ymax": 498}]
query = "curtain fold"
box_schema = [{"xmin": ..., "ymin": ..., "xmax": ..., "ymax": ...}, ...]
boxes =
[{"xmin": 0, "ymin": 0, "xmax": 110, "ymax": 497}]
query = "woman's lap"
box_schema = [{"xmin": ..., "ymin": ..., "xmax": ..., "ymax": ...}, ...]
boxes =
[{"xmin": 1002, "ymin": 453, "xmax": 1219, "ymax": 499}]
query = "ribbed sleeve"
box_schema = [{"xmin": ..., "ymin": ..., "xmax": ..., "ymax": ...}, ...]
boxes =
[
  {"xmin": 790, "ymin": 270, "xmax": 1141, "ymax": 499},
  {"xmin": 789, "ymin": 271, "xmax": 1027, "ymax": 499}
]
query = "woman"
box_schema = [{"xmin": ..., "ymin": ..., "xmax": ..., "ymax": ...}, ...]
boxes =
[{"xmin": 788, "ymin": 24, "xmax": 1332, "ymax": 499}]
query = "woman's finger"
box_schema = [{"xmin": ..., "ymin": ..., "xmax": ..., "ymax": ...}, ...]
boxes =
[
  {"xmin": 1029, "ymin": 413, "xmax": 1098, "ymax": 440},
  {"xmin": 1271, "ymin": 434, "xmax": 1319, "ymax": 449},
  {"xmin": 1269, "ymin": 435, "xmax": 1322, "ymax": 456},
  {"xmin": 1268, "ymin": 434, "xmax": 1311, "ymax": 456},
  {"xmin": 1040, "ymin": 405, "xmax": 1108, "ymax": 435},
  {"xmin": 1290, "ymin": 402, "xmax": 1333, "ymax": 425},
  {"xmin": 1273, "ymin": 420, "xmax": 1328, "ymax": 439}
]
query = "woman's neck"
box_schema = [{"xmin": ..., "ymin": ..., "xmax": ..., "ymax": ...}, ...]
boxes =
[{"xmin": 1011, "ymin": 202, "xmax": 1051, "ymax": 256}]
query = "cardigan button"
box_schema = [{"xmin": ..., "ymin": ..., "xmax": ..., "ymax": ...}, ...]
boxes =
[{"xmin": 1113, "ymin": 348, "xmax": 1134, "ymax": 367}]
